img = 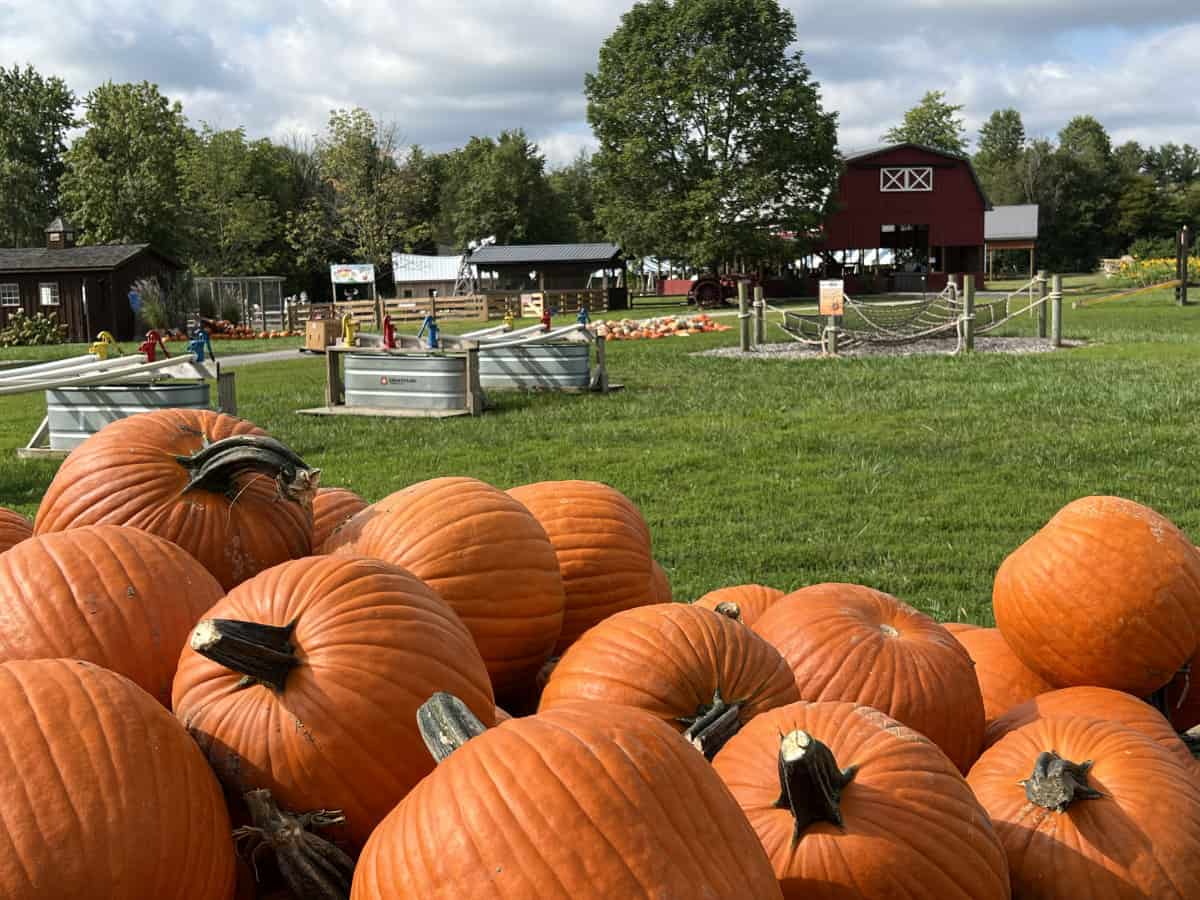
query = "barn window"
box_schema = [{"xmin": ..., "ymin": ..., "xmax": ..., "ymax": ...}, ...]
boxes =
[
  {"xmin": 0, "ymin": 284, "xmax": 18, "ymax": 307},
  {"xmin": 880, "ymin": 167, "xmax": 933, "ymax": 192},
  {"xmin": 39, "ymin": 282, "xmax": 60, "ymax": 306}
]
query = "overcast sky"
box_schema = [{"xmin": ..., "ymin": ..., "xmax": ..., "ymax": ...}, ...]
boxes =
[{"xmin": 2, "ymin": 0, "xmax": 1198, "ymax": 164}]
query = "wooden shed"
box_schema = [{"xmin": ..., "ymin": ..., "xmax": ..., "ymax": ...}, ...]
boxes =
[
  {"xmin": 985, "ymin": 204, "xmax": 1039, "ymax": 279},
  {"xmin": 815, "ymin": 144, "xmax": 991, "ymax": 292},
  {"xmin": 0, "ymin": 219, "xmax": 185, "ymax": 341},
  {"xmin": 467, "ymin": 243, "xmax": 629, "ymax": 312}
]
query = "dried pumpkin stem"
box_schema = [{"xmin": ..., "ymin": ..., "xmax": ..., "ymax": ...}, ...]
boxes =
[
  {"xmin": 235, "ymin": 788, "xmax": 355, "ymax": 900},
  {"xmin": 418, "ymin": 692, "xmax": 488, "ymax": 764},
  {"xmin": 1021, "ymin": 751, "xmax": 1104, "ymax": 812},
  {"xmin": 775, "ymin": 729, "xmax": 858, "ymax": 843},
  {"xmin": 177, "ymin": 434, "xmax": 320, "ymax": 504},
  {"xmin": 712, "ymin": 601, "xmax": 743, "ymax": 622},
  {"xmin": 681, "ymin": 689, "xmax": 744, "ymax": 759},
  {"xmin": 190, "ymin": 618, "xmax": 300, "ymax": 692}
]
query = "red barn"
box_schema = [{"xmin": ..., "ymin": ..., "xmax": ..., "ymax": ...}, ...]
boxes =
[{"xmin": 815, "ymin": 143, "xmax": 991, "ymax": 293}]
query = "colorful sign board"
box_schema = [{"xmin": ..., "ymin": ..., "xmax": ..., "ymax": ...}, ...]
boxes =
[
  {"xmin": 819, "ymin": 279, "xmax": 845, "ymax": 317},
  {"xmin": 330, "ymin": 264, "xmax": 376, "ymax": 285}
]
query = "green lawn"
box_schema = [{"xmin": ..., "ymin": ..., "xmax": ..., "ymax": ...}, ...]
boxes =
[{"xmin": 2, "ymin": 284, "xmax": 1197, "ymax": 626}]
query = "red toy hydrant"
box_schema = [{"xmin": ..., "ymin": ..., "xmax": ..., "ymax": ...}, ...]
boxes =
[{"xmin": 138, "ymin": 330, "xmax": 170, "ymax": 362}]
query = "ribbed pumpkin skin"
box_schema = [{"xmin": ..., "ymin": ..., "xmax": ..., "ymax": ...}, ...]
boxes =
[
  {"xmin": 983, "ymin": 686, "xmax": 1194, "ymax": 769},
  {"xmin": 752, "ymin": 583, "xmax": 985, "ymax": 772},
  {"xmin": 947, "ymin": 625, "xmax": 1054, "ymax": 721},
  {"xmin": 651, "ymin": 560, "xmax": 671, "ymax": 602},
  {"xmin": 713, "ymin": 701, "xmax": 1010, "ymax": 900},
  {"xmin": 507, "ymin": 480, "xmax": 654, "ymax": 654},
  {"xmin": 993, "ymin": 495, "xmax": 1200, "ymax": 695},
  {"xmin": 172, "ymin": 555, "xmax": 496, "ymax": 848},
  {"xmin": 34, "ymin": 409, "xmax": 313, "ymax": 590},
  {"xmin": 0, "ymin": 659, "xmax": 235, "ymax": 900},
  {"xmin": 968, "ymin": 716, "xmax": 1200, "ymax": 899},
  {"xmin": 0, "ymin": 525, "xmax": 225, "ymax": 707},
  {"xmin": 694, "ymin": 584, "xmax": 785, "ymax": 627},
  {"xmin": 312, "ymin": 486, "xmax": 368, "ymax": 551},
  {"xmin": 539, "ymin": 603, "xmax": 799, "ymax": 731},
  {"xmin": 325, "ymin": 476, "xmax": 565, "ymax": 697},
  {"xmin": 0, "ymin": 507, "xmax": 32, "ymax": 554},
  {"xmin": 351, "ymin": 704, "xmax": 784, "ymax": 900}
]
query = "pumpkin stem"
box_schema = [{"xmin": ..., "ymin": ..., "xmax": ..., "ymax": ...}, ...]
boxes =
[
  {"xmin": 1021, "ymin": 751, "xmax": 1104, "ymax": 812},
  {"xmin": 190, "ymin": 618, "xmax": 300, "ymax": 692},
  {"xmin": 775, "ymin": 729, "xmax": 858, "ymax": 843},
  {"xmin": 680, "ymin": 688, "xmax": 743, "ymax": 759},
  {"xmin": 234, "ymin": 789, "xmax": 355, "ymax": 900},
  {"xmin": 177, "ymin": 434, "xmax": 320, "ymax": 507},
  {"xmin": 418, "ymin": 692, "xmax": 488, "ymax": 764},
  {"xmin": 712, "ymin": 601, "xmax": 743, "ymax": 622}
]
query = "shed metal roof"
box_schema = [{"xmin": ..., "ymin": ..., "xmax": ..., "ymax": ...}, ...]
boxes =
[
  {"xmin": 392, "ymin": 253, "xmax": 465, "ymax": 283},
  {"xmin": 985, "ymin": 204, "xmax": 1039, "ymax": 241},
  {"xmin": 467, "ymin": 242, "xmax": 622, "ymax": 266},
  {"xmin": 0, "ymin": 243, "xmax": 167, "ymax": 273}
]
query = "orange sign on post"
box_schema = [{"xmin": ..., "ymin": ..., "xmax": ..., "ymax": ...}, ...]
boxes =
[{"xmin": 819, "ymin": 279, "xmax": 845, "ymax": 317}]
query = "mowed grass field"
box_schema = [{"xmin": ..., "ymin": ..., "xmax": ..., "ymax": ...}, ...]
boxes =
[{"xmin": 0, "ymin": 275, "xmax": 1195, "ymax": 625}]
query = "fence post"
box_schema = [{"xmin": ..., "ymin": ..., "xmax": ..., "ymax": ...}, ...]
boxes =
[
  {"xmin": 753, "ymin": 285, "xmax": 765, "ymax": 345},
  {"xmin": 738, "ymin": 280, "xmax": 751, "ymax": 352},
  {"xmin": 1179, "ymin": 226, "xmax": 1191, "ymax": 306},
  {"xmin": 1051, "ymin": 274, "xmax": 1063, "ymax": 347},
  {"xmin": 1036, "ymin": 270, "xmax": 1048, "ymax": 338},
  {"xmin": 962, "ymin": 274, "xmax": 975, "ymax": 352}
]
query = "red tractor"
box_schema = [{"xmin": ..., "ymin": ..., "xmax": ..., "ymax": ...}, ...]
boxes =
[{"xmin": 687, "ymin": 272, "xmax": 761, "ymax": 308}]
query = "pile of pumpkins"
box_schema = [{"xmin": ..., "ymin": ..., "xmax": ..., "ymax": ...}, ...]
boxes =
[
  {"xmin": 1, "ymin": 408, "xmax": 1199, "ymax": 898},
  {"xmin": 591, "ymin": 313, "xmax": 731, "ymax": 341}
]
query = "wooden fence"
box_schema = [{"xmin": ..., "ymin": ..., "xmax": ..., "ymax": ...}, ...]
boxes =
[{"xmin": 284, "ymin": 289, "xmax": 607, "ymax": 330}]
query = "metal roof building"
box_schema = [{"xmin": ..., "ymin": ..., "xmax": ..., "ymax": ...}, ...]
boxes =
[
  {"xmin": 984, "ymin": 204, "xmax": 1040, "ymax": 278},
  {"xmin": 466, "ymin": 243, "xmax": 622, "ymax": 267}
]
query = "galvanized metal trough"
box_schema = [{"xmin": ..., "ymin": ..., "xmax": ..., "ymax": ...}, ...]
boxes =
[{"xmin": 45, "ymin": 383, "xmax": 211, "ymax": 450}]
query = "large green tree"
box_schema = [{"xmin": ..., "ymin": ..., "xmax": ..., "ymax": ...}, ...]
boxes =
[
  {"xmin": 1051, "ymin": 115, "xmax": 1120, "ymax": 267},
  {"xmin": 438, "ymin": 130, "xmax": 561, "ymax": 248},
  {"xmin": 0, "ymin": 65, "xmax": 76, "ymax": 246},
  {"xmin": 586, "ymin": 0, "xmax": 839, "ymax": 268},
  {"xmin": 973, "ymin": 108, "xmax": 1025, "ymax": 204},
  {"xmin": 548, "ymin": 151, "xmax": 602, "ymax": 243},
  {"xmin": 883, "ymin": 90, "xmax": 967, "ymax": 156},
  {"xmin": 59, "ymin": 81, "xmax": 192, "ymax": 252},
  {"xmin": 178, "ymin": 126, "xmax": 280, "ymax": 275}
]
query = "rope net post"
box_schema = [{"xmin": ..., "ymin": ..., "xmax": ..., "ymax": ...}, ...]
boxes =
[
  {"xmin": 753, "ymin": 285, "xmax": 766, "ymax": 345},
  {"xmin": 1036, "ymin": 271, "xmax": 1048, "ymax": 337},
  {"xmin": 1051, "ymin": 274, "xmax": 1063, "ymax": 347},
  {"xmin": 738, "ymin": 280, "xmax": 751, "ymax": 352},
  {"xmin": 962, "ymin": 275, "xmax": 976, "ymax": 352}
]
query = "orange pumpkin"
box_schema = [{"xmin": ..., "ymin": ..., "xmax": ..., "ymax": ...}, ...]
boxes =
[
  {"xmin": 651, "ymin": 560, "xmax": 672, "ymax": 603},
  {"xmin": 713, "ymin": 701, "xmax": 1010, "ymax": 899},
  {"xmin": 34, "ymin": 409, "xmax": 317, "ymax": 590},
  {"xmin": 695, "ymin": 584, "xmax": 785, "ymax": 627},
  {"xmin": 752, "ymin": 583, "xmax": 985, "ymax": 772},
  {"xmin": 0, "ymin": 659, "xmax": 235, "ymax": 899},
  {"xmin": 968, "ymin": 716, "xmax": 1200, "ymax": 898},
  {"xmin": 507, "ymin": 480, "xmax": 655, "ymax": 653},
  {"xmin": 325, "ymin": 476, "xmax": 565, "ymax": 699},
  {"xmin": 0, "ymin": 506, "xmax": 32, "ymax": 553},
  {"xmin": 983, "ymin": 685, "xmax": 1194, "ymax": 769},
  {"xmin": 0, "ymin": 525, "xmax": 225, "ymax": 706},
  {"xmin": 173, "ymin": 554, "xmax": 495, "ymax": 848},
  {"xmin": 351, "ymin": 695, "xmax": 783, "ymax": 899},
  {"xmin": 540, "ymin": 603, "xmax": 799, "ymax": 758},
  {"xmin": 946, "ymin": 625, "xmax": 1054, "ymax": 720},
  {"xmin": 312, "ymin": 486, "xmax": 368, "ymax": 551},
  {"xmin": 994, "ymin": 495, "xmax": 1200, "ymax": 695}
]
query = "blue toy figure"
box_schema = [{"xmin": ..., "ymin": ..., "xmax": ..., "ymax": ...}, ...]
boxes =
[
  {"xmin": 576, "ymin": 307, "xmax": 590, "ymax": 326},
  {"xmin": 188, "ymin": 327, "xmax": 215, "ymax": 362},
  {"xmin": 417, "ymin": 314, "xmax": 440, "ymax": 349}
]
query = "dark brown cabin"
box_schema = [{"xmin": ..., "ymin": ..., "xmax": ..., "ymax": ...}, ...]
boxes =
[{"xmin": 0, "ymin": 218, "xmax": 185, "ymax": 341}]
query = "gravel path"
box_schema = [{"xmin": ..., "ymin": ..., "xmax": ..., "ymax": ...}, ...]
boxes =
[{"xmin": 697, "ymin": 336, "xmax": 1086, "ymax": 360}]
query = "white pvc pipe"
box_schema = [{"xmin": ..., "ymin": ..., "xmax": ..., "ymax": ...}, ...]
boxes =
[
  {"xmin": 0, "ymin": 354, "xmax": 100, "ymax": 380},
  {"xmin": 480, "ymin": 324, "xmax": 590, "ymax": 350},
  {"xmin": 0, "ymin": 353, "xmax": 197, "ymax": 396},
  {"xmin": 459, "ymin": 324, "xmax": 512, "ymax": 339},
  {"xmin": 0, "ymin": 355, "xmax": 146, "ymax": 383}
]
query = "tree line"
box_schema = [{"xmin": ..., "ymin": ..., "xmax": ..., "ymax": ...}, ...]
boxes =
[{"xmin": 1, "ymin": 0, "xmax": 1196, "ymax": 289}]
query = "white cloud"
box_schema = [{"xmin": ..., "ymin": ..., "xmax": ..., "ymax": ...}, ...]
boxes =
[{"xmin": 1, "ymin": 0, "xmax": 1197, "ymax": 163}]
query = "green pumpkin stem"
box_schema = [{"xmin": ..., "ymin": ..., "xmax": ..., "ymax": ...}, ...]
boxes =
[
  {"xmin": 190, "ymin": 618, "xmax": 300, "ymax": 692},
  {"xmin": 775, "ymin": 730, "xmax": 858, "ymax": 843},
  {"xmin": 712, "ymin": 601, "xmax": 743, "ymax": 622},
  {"xmin": 235, "ymin": 789, "xmax": 355, "ymax": 900},
  {"xmin": 680, "ymin": 688, "xmax": 744, "ymax": 759},
  {"xmin": 1021, "ymin": 751, "xmax": 1104, "ymax": 812},
  {"xmin": 418, "ymin": 692, "xmax": 488, "ymax": 763},
  {"xmin": 177, "ymin": 434, "xmax": 320, "ymax": 505}
]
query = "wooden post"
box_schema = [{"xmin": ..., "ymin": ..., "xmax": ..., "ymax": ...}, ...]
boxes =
[
  {"xmin": 324, "ymin": 347, "xmax": 344, "ymax": 407},
  {"xmin": 826, "ymin": 318, "xmax": 839, "ymax": 356},
  {"xmin": 753, "ymin": 285, "xmax": 765, "ymax": 345},
  {"xmin": 1036, "ymin": 270, "xmax": 1048, "ymax": 338},
  {"xmin": 464, "ymin": 346, "xmax": 484, "ymax": 415},
  {"xmin": 592, "ymin": 333, "xmax": 609, "ymax": 393},
  {"xmin": 738, "ymin": 280, "xmax": 751, "ymax": 352},
  {"xmin": 217, "ymin": 370, "xmax": 237, "ymax": 415},
  {"xmin": 962, "ymin": 274, "xmax": 975, "ymax": 352},
  {"xmin": 1179, "ymin": 226, "xmax": 1191, "ymax": 306},
  {"xmin": 1051, "ymin": 274, "xmax": 1063, "ymax": 347}
]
